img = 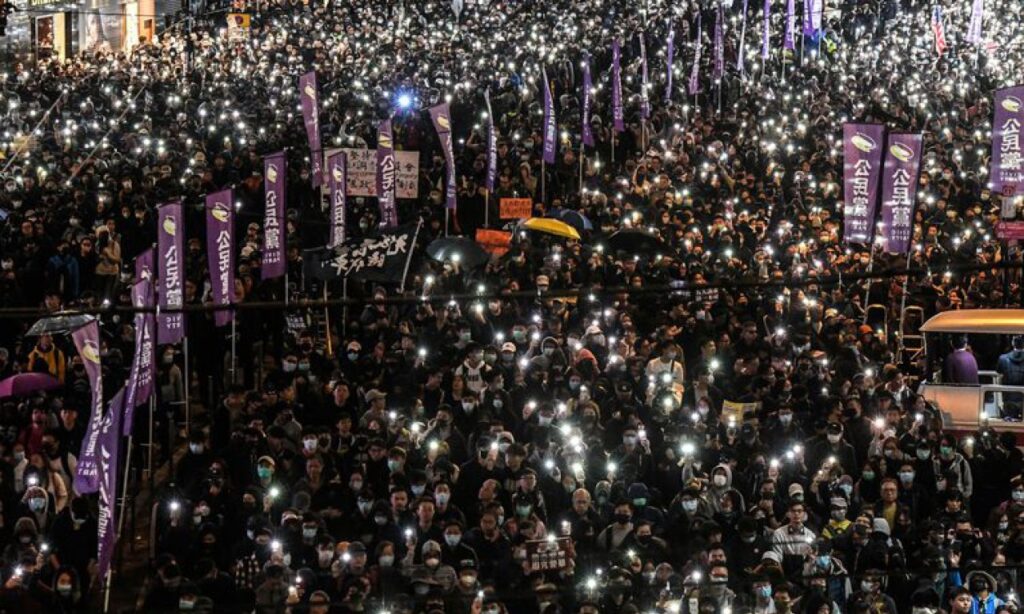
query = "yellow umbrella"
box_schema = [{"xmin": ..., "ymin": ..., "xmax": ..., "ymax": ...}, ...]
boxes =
[{"xmin": 520, "ymin": 217, "xmax": 581, "ymax": 241}]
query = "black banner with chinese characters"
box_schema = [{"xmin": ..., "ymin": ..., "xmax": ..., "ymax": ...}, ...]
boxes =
[
  {"xmin": 304, "ymin": 224, "xmax": 418, "ymax": 283},
  {"xmin": 525, "ymin": 537, "xmax": 573, "ymax": 573}
]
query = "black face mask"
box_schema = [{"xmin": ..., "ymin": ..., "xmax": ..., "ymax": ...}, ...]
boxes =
[{"xmin": 614, "ymin": 513, "xmax": 631, "ymax": 525}]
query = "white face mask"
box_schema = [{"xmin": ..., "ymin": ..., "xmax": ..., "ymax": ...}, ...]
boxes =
[
  {"xmin": 827, "ymin": 433, "xmax": 842, "ymax": 444},
  {"xmin": 712, "ymin": 474, "xmax": 727, "ymax": 487}
]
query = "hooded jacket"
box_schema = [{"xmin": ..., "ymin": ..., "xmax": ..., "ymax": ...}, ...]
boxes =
[
  {"xmin": 707, "ymin": 463, "xmax": 745, "ymax": 513},
  {"xmin": 998, "ymin": 350, "xmax": 1024, "ymax": 386}
]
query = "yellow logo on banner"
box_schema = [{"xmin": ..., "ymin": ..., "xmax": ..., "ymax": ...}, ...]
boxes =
[
  {"xmin": 162, "ymin": 216, "xmax": 177, "ymax": 236},
  {"xmin": 889, "ymin": 142, "xmax": 915, "ymax": 162},
  {"xmin": 851, "ymin": 133, "xmax": 877, "ymax": 153},
  {"xmin": 81, "ymin": 340, "xmax": 101, "ymax": 364},
  {"xmin": 266, "ymin": 164, "xmax": 279, "ymax": 183},
  {"xmin": 1003, "ymin": 96, "xmax": 1022, "ymax": 113},
  {"xmin": 211, "ymin": 204, "xmax": 230, "ymax": 222}
]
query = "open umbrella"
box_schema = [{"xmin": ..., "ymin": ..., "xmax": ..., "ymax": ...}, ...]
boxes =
[
  {"xmin": 604, "ymin": 229, "xmax": 669, "ymax": 255},
  {"xmin": 0, "ymin": 372, "xmax": 61, "ymax": 398},
  {"xmin": 557, "ymin": 210, "xmax": 593, "ymax": 234},
  {"xmin": 520, "ymin": 217, "xmax": 581, "ymax": 241},
  {"xmin": 426, "ymin": 237, "xmax": 490, "ymax": 269},
  {"xmin": 26, "ymin": 312, "xmax": 97, "ymax": 337}
]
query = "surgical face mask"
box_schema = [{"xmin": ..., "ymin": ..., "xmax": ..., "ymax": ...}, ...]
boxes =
[
  {"xmin": 517, "ymin": 504, "xmax": 533, "ymax": 517},
  {"xmin": 827, "ymin": 433, "xmax": 842, "ymax": 444},
  {"xmin": 741, "ymin": 533, "xmax": 756, "ymax": 544},
  {"xmin": 758, "ymin": 585, "xmax": 773, "ymax": 599},
  {"xmin": 712, "ymin": 474, "xmax": 727, "ymax": 487},
  {"xmin": 1014, "ymin": 490, "xmax": 1024, "ymax": 502},
  {"xmin": 179, "ymin": 598, "xmax": 196, "ymax": 611},
  {"xmin": 379, "ymin": 555, "xmax": 394, "ymax": 567},
  {"xmin": 29, "ymin": 497, "xmax": 45, "ymax": 512},
  {"xmin": 357, "ymin": 501, "xmax": 372, "ymax": 514},
  {"xmin": 283, "ymin": 361, "xmax": 297, "ymax": 373},
  {"xmin": 916, "ymin": 448, "xmax": 931, "ymax": 460},
  {"xmin": 831, "ymin": 509, "xmax": 847, "ymax": 521},
  {"xmin": 387, "ymin": 460, "xmax": 401, "ymax": 472},
  {"xmin": 538, "ymin": 415, "xmax": 553, "ymax": 426},
  {"xmin": 411, "ymin": 484, "xmax": 426, "ymax": 497},
  {"xmin": 861, "ymin": 580, "xmax": 877, "ymax": 593},
  {"xmin": 445, "ymin": 534, "xmax": 461, "ymax": 547},
  {"xmin": 839, "ymin": 483, "xmax": 853, "ymax": 496},
  {"xmin": 542, "ymin": 347, "xmax": 554, "ymax": 357},
  {"xmin": 257, "ymin": 466, "xmax": 273, "ymax": 480},
  {"xmin": 682, "ymin": 500, "xmax": 698, "ymax": 513},
  {"xmin": 303, "ymin": 527, "xmax": 317, "ymax": 539},
  {"xmin": 1000, "ymin": 521, "xmax": 1010, "ymax": 531},
  {"xmin": 375, "ymin": 515, "xmax": 389, "ymax": 526},
  {"xmin": 899, "ymin": 471, "xmax": 915, "ymax": 484},
  {"xmin": 189, "ymin": 443, "xmax": 203, "ymax": 455},
  {"xmin": 57, "ymin": 583, "xmax": 72, "ymax": 596},
  {"xmin": 436, "ymin": 493, "xmax": 450, "ymax": 506},
  {"xmin": 779, "ymin": 413, "xmax": 793, "ymax": 426},
  {"xmin": 817, "ymin": 555, "xmax": 831, "ymax": 568},
  {"xmin": 347, "ymin": 352, "xmax": 359, "ymax": 362},
  {"xmin": 862, "ymin": 470, "xmax": 876, "ymax": 481},
  {"xmin": 303, "ymin": 439, "xmax": 317, "ymax": 452},
  {"xmin": 633, "ymin": 497, "xmax": 647, "ymax": 508},
  {"xmin": 940, "ymin": 445, "xmax": 954, "ymax": 458},
  {"xmin": 425, "ymin": 556, "xmax": 440, "ymax": 568},
  {"xmin": 13, "ymin": 451, "xmax": 24, "ymax": 463},
  {"xmin": 623, "ymin": 435, "xmax": 637, "ymax": 446}
]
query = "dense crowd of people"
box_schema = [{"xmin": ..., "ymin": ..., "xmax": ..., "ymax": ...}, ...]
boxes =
[{"xmin": 0, "ymin": 0, "xmax": 1023, "ymax": 612}]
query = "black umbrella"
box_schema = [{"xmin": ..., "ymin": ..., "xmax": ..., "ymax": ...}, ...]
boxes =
[
  {"xmin": 26, "ymin": 312, "xmax": 97, "ymax": 337},
  {"xmin": 426, "ymin": 237, "xmax": 490, "ymax": 269},
  {"xmin": 604, "ymin": 229, "xmax": 669, "ymax": 255}
]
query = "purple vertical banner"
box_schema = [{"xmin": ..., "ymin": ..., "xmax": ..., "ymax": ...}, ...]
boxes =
[
  {"xmin": 991, "ymin": 86, "xmax": 1024, "ymax": 197},
  {"xmin": 262, "ymin": 152, "xmax": 287, "ymax": 280},
  {"xmin": 842, "ymin": 123, "xmax": 886, "ymax": 244},
  {"xmin": 665, "ymin": 27, "xmax": 675, "ymax": 102},
  {"xmin": 688, "ymin": 14, "xmax": 703, "ymax": 96},
  {"xmin": 135, "ymin": 247, "xmax": 154, "ymax": 284},
  {"xmin": 156, "ymin": 202, "xmax": 184, "ymax": 345},
  {"xmin": 581, "ymin": 58, "xmax": 595, "ymax": 147},
  {"xmin": 784, "ymin": 0, "xmax": 796, "ymax": 50},
  {"xmin": 123, "ymin": 279, "xmax": 155, "ymax": 436},
  {"xmin": 737, "ymin": 0, "xmax": 749, "ymax": 73},
  {"xmin": 205, "ymin": 189, "xmax": 235, "ymax": 327},
  {"xmin": 96, "ymin": 387, "xmax": 124, "ymax": 585},
  {"xmin": 612, "ymin": 40, "xmax": 624, "ymax": 133},
  {"xmin": 428, "ymin": 105, "xmax": 458, "ymax": 211},
  {"xmin": 880, "ymin": 133, "xmax": 924, "ymax": 254},
  {"xmin": 762, "ymin": 0, "xmax": 771, "ymax": 60},
  {"xmin": 713, "ymin": 2, "xmax": 724, "ymax": 81},
  {"xmin": 542, "ymin": 67, "xmax": 557, "ymax": 164},
  {"xmin": 327, "ymin": 150, "xmax": 348, "ymax": 246},
  {"xmin": 72, "ymin": 321, "xmax": 103, "ymax": 494},
  {"xmin": 966, "ymin": 0, "xmax": 984, "ymax": 45},
  {"xmin": 639, "ymin": 34, "xmax": 650, "ymax": 119},
  {"xmin": 484, "ymin": 89, "xmax": 499, "ymax": 188},
  {"xmin": 376, "ymin": 120, "xmax": 399, "ymax": 225},
  {"xmin": 299, "ymin": 72, "xmax": 323, "ymax": 187}
]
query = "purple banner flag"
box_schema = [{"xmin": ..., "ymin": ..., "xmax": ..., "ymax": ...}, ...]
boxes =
[
  {"xmin": 205, "ymin": 189, "xmax": 235, "ymax": 327},
  {"xmin": 665, "ymin": 27, "xmax": 675, "ymax": 102},
  {"xmin": 135, "ymin": 247, "xmax": 154, "ymax": 284},
  {"xmin": 327, "ymin": 151, "xmax": 348, "ymax": 246},
  {"xmin": 803, "ymin": 0, "xmax": 822, "ymax": 36},
  {"xmin": 991, "ymin": 86, "xmax": 1024, "ymax": 197},
  {"xmin": 299, "ymin": 72, "xmax": 323, "ymax": 186},
  {"xmin": 737, "ymin": 0, "xmax": 749, "ymax": 73},
  {"xmin": 784, "ymin": 0, "xmax": 796, "ymax": 50},
  {"xmin": 688, "ymin": 14, "xmax": 703, "ymax": 96},
  {"xmin": 713, "ymin": 2, "xmax": 724, "ymax": 81},
  {"xmin": 639, "ymin": 34, "xmax": 651, "ymax": 119},
  {"xmin": 842, "ymin": 124, "xmax": 886, "ymax": 244},
  {"xmin": 97, "ymin": 387, "xmax": 124, "ymax": 584},
  {"xmin": 156, "ymin": 202, "xmax": 184, "ymax": 345},
  {"xmin": 262, "ymin": 152, "xmax": 286, "ymax": 280},
  {"xmin": 72, "ymin": 321, "xmax": 103, "ymax": 494},
  {"xmin": 966, "ymin": 0, "xmax": 983, "ymax": 45},
  {"xmin": 612, "ymin": 40, "xmax": 624, "ymax": 133},
  {"xmin": 542, "ymin": 67, "xmax": 557, "ymax": 164},
  {"xmin": 762, "ymin": 0, "xmax": 771, "ymax": 60},
  {"xmin": 880, "ymin": 133, "xmax": 924, "ymax": 254},
  {"xmin": 428, "ymin": 105, "xmax": 458, "ymax": 211},
  {"xmin": 581, "ymin": 58, "xmax": 595, "ymax": 147},
  {"xmin": 123, "ymin": 279, "xmax": 155, "ymax": 435},
  {"xmin": 484, "ymin": 90, "xmax": 499, "ymax": 188}
]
